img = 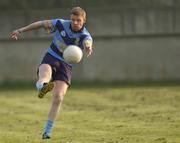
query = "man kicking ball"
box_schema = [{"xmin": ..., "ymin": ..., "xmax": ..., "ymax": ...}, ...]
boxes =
[{"xmin": 10, "ymin": 7, "xmax": 93, "ymax": 139}]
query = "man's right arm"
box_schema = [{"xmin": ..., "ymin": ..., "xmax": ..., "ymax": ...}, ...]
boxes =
[{"xmin": 10, "ymin": 20, "xmax": 53, "ymax": 40}]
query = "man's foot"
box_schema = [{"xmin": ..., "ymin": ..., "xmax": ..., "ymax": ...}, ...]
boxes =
[
  {"xmin": 42, "ymin": 132, "xmax": 51, "ymax": 139},
  {"xmin": 38, "ymin": 82, "xmax": 54, "ymax": 98}
]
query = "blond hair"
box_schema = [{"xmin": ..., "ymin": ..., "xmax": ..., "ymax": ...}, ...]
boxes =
[{"xmin": 71, "ymin": 7, "xmax": 86, "ymax": 22}]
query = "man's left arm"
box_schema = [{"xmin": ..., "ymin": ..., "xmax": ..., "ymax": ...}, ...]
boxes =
[{"xmin": 83, "ymin": 39, "xmax": 93, "ymax": 57}]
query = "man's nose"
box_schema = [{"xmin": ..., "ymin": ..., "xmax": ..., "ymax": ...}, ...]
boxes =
[{"xmin": 74, "ymin": 21, "xmax": 78, "ymax": 24}]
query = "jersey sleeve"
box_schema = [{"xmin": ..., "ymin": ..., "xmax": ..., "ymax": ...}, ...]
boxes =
[
  {"xmin": 79, "ymin": 34, "xmax": 93, "ymax": 49},
  {"xmin": 83, "ymin": 35, "xmax": 93, "ymax": 43},
  {"xmin": 82, "ymin": 34, "xmax": 93, "ymax": 48},
  {"xmin": 51, "ymin": 19, "xmax": 57, "ymax": 27},
  {"xmin": 50, "ymin": 19, "xmax": 65, "ymax": 33},
  {"xmin": 49, "ymin": 19, "xmax": 58, "ymax": 33}
]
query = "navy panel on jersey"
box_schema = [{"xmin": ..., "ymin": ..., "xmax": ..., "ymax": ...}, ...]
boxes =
[{"xmin": 47, "ymin": 19, "xmax": 93, "ymax": 63}]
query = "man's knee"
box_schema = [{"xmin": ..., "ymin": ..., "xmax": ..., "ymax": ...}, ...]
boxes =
[{"xmin": 52, "ymin": 80, "xmax": 68, "ymax": 105}]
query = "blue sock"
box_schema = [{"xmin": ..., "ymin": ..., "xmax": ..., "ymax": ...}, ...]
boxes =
[{"xmin": 44, "ymin": 120, "xmax": 54, "ymax": 136}]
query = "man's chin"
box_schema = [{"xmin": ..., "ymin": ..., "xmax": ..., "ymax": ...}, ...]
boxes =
[{"xmin": 72, "ymin": 27, "xmax": 80, "ymax": 32}]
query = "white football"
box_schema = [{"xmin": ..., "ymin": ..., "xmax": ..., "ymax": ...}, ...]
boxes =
[{"xmin": 63, "ymin": 45, "xmax": 83, "ymax": 64}]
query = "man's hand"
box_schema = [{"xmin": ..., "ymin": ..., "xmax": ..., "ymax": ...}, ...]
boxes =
[
  {"xmin": 10, "ymin": 30, "xmax": 21, "ymax": 40},
  {"xmin": 83, "ymin": 40, "xmax": 93, "ymax": 57},
  {"xmin": 10, "ymin": 21, "xmax": 45, "ymax": 40}
]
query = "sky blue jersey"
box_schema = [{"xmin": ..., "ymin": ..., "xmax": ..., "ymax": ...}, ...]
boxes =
[{"xmin": 47, "ymin": 19, "xmax": 93, "ymax": 63}]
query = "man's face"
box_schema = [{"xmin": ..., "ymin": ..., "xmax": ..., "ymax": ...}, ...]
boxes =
[{"xmin": 70, "ymin": 14, "xmax": 85, "ymax": 31}]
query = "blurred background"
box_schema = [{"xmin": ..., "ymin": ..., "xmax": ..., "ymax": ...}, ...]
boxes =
[{"xmin": 0, "ymin": 0, "xmax": 180, "ymax": 84}]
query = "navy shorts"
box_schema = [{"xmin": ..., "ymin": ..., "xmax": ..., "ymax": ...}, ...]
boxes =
[{"xmin": 39, "ymin": 53, "xmax": 72, "ymax": 86}]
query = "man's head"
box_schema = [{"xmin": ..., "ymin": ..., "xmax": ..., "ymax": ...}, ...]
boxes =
[{"xmin": 70, "ymin": 7, "xmax": 86, "ymax": 32}]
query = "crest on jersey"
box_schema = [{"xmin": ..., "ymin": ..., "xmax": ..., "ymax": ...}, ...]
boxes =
[{"xmin": 61, "ymin": 31, "xmax": 66, "ymax": 37}]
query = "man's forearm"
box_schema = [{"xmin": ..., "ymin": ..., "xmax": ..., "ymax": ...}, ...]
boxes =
[{"xmin": 18, "ymin": 21, "xmax": 43, "ymax": 33}]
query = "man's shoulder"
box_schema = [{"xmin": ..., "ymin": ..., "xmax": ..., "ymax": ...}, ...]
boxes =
[
  {"xmin": 82, "ymin": 27, "xmax": 92, "ymax": 36},
  {"xmin": 61, "ymin": 19, "xmax": 71, "ymax": 23},
  {"xmin": 52, "ymin": 19, "xmax": 70, "ymax": 24}
]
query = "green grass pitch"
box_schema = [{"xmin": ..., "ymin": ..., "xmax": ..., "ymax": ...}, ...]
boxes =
[{"xmin": 0, "ymin": 83, "xmax": 180, "ymax": 143}]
